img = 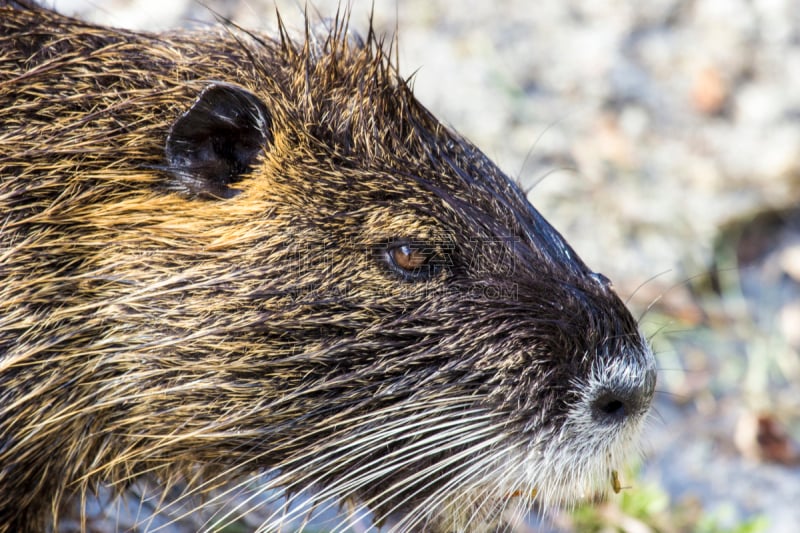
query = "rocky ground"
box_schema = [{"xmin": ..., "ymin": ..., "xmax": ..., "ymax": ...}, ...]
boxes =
[{"xmin": 51, "ymin": 0, "xmax": 800, "ymax": 531}]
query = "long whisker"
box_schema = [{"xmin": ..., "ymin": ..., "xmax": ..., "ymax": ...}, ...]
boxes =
[{"xmin": 147, "ymin": 399, "xmax": 484, "ymax": 531}]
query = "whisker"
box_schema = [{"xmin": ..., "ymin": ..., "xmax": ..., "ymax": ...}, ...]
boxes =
[
  {"xmin": 162, "ymin": 401, "xmax": 486, "ymax": 531},
  {"xmin": 148, "ymin": 398, "xmax": 475, "ymax": 520},
  {"xmin": 259, "ymin": 413, "xmax": 498, "ymax": 531}
]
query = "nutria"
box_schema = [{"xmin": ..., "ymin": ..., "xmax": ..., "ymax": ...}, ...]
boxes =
[{"xmin": 0, "ymin": 2, "xmax": 657, "ymax": 532}]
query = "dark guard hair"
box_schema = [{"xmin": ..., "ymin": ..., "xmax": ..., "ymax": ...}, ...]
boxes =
[{"xmin": 0, "ymin": 2, "xmax": 656, "ymax": 532}]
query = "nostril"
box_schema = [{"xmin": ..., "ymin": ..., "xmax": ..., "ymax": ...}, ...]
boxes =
[
  {"xmin": 588, "ymin": 367, "xmax": 656, "ymax": 426},
  {"xmin": 591, "ymin": 390, "xmax": 633, "ymax": 425},
  {"xmin": 599, "ymin": 398, "xmax": 625, "ymax": 417}
]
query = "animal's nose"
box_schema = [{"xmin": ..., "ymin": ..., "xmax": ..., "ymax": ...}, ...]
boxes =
[{"xmin": 589, "ymin": 368, "xmax": 656, "ymax": 426}]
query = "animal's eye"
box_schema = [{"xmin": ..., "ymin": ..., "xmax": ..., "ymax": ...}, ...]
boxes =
[
  {"xmin": 392, "ymin": 244, "xmax": 427, "ymax": 270},
  {"xmin": 385, "ymin": 241, "xmax": 442, "ymax": 281}
]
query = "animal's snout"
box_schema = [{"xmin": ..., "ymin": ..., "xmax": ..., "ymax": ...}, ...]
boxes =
[{"xmin": 588, "ymin": 364, "xmax": 656, "ymax": 427}]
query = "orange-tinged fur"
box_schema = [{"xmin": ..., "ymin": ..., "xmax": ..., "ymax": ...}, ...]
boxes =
[{"xmin": 1, "ymin": 3, "xmax": 655, "ymax": 532}]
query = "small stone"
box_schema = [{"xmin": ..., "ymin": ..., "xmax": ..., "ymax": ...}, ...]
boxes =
[
  {"xmin": 691, "ymin": 66, "xmax": 728, "ymax": 115},
  {"xmin": 779, "ymin": 244, "xmax": 800, "ymax": 282},
  {"xmin": 780, "ymin": 302, "xmax": 800, "ymax": 348}
]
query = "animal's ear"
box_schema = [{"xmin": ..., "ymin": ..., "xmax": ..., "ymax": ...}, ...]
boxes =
[{"xmin": 165, "ymin": 82, "xmax": 272, "ymax": 199}]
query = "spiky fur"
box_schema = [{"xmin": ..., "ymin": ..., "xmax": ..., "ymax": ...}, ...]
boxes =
[{"xmin": 0, "ymin": 3, "xmax": 655, "ymax": 532}]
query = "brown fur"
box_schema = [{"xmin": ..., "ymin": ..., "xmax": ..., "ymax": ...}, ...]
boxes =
[{"xmin": 0, "ymin": 3, "xmax": 656, "ymax": 532}]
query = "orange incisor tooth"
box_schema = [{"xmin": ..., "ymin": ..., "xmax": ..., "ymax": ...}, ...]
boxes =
[
  {"xmin": 506, "ymin": 488, "xmax": 538, "ymax": 499},
  {"xmin": 611, "ymin": 470, "xmax": 622, "ymax": 493}
]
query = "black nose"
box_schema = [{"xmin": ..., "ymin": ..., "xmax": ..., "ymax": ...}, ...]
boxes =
[{"xmin": 590, "ymin": 375, "xmax": 655, "ymax": 426}]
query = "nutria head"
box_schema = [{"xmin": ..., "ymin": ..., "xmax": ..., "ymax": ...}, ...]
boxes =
[{"xmin": 0, "ymin": 3, "xmax": 655, "ymax": 531}]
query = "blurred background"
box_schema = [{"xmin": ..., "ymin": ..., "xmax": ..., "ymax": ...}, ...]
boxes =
[{"xmin": 51, "ymin": 0, "xmax": 800, "ymax": 531}]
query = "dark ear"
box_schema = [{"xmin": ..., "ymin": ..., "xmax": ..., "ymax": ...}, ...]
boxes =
[{"xmin": 165, "ymin": 82, "xmax": 272, "ymax": 199}]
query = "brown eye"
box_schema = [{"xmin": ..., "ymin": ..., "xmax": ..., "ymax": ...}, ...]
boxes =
[
  {"xmin": 385, "ymin": 241, "xmax": 442, "ymax": 281},
  {"xmin": 392, "ymin": 244, "xmax": 427, "ymax": 271}
]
